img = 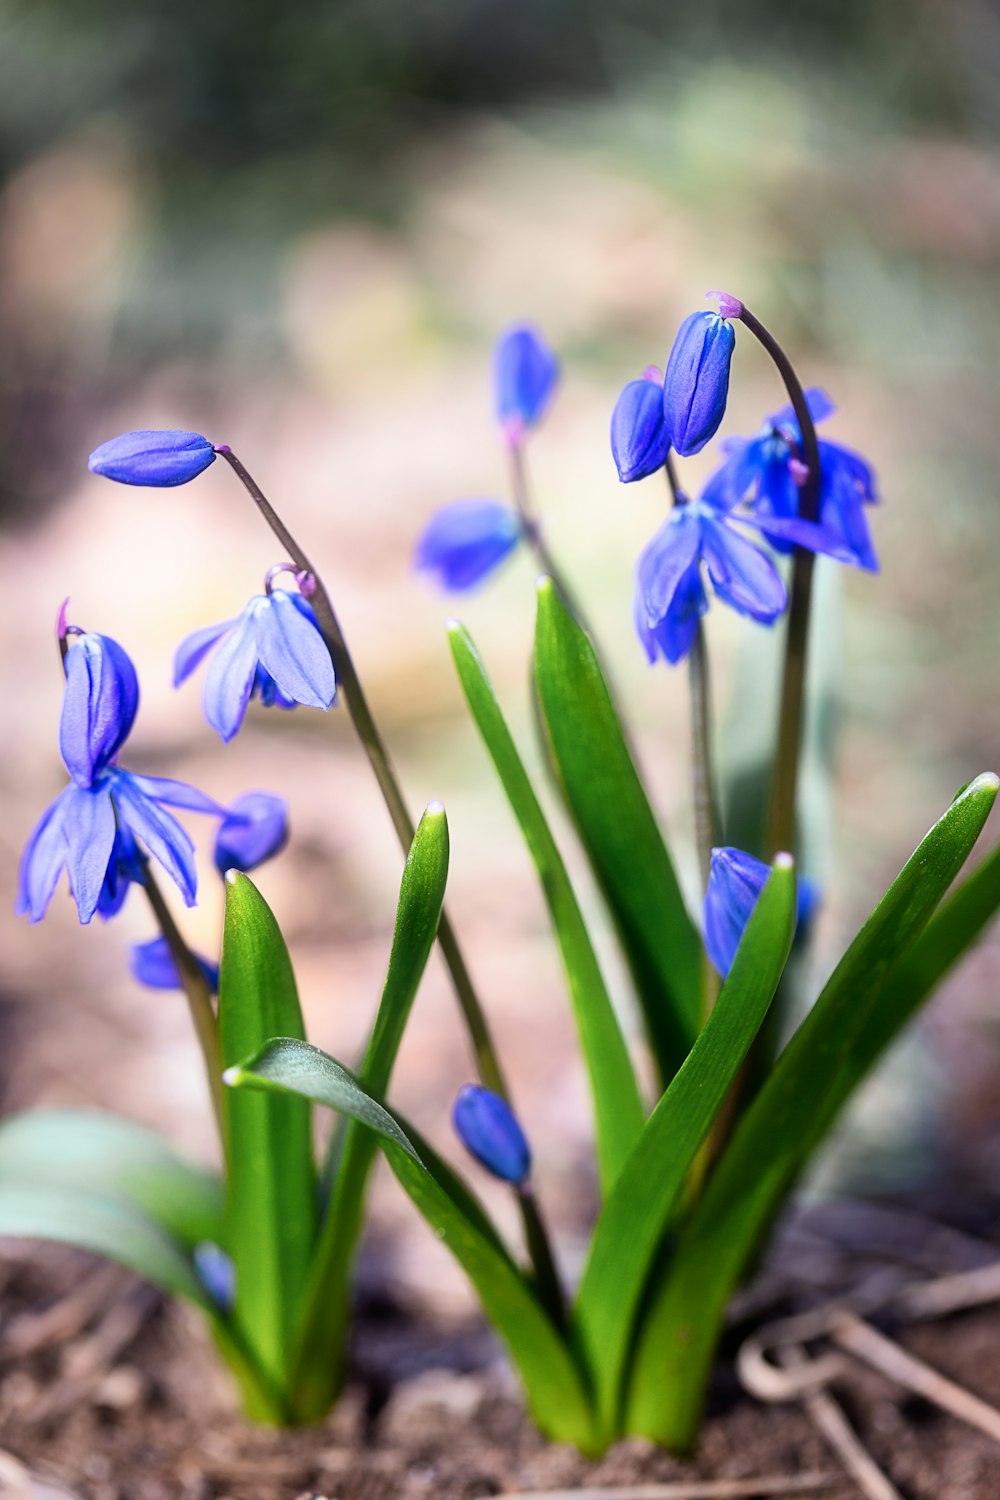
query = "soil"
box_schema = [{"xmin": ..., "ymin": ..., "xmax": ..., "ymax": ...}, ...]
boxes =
[{"xmin": 2, "ymin": 1196, "xmax": 1000, "ymax": 1500}]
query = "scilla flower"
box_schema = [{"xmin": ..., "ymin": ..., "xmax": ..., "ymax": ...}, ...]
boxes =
[
  {"xmin": 18, "ymin": 630, "xmax": 224, "ymax": 925},
  {"xmin": 88, "ymin": 430, "xmax": 216, "ymax": 487},
  {"xmin": 214, "ymin": 791, "xmax": 289, "ymax": 875},
  {"xmin": 130, "ymin": 936, "xmax": 220, "ymax": 994},
  {"xmin": 414, "ymin": 499, "xmax": 523, "ymax": 592},
  {"xmin": 610, "ymin": 369, "xmax": 671, "ymax": 483},
  {"xmin": 635, "ymin": 496, "xmax": 786, "ymax": 667},
  {"xmin": 494, "ymin": 325, "xmax": 559, "ymax": 440},
  {"xmin": 662, "ymin": 310, "xmax": 737, "ymax": 457},
  {"xmin": 705, "ymin": 388, "xmax": 879, "ymax": 571},
  {"xmin": 174, "ymin": 583, "xmax": 335, "ymax": 742},
  {"xmin": 452, "ymin": 1085, "xmax": 531, "ymax": 1184},
  {"xmin": 704, "ymin": 847, "xmax": 819, "ymax": 978}
]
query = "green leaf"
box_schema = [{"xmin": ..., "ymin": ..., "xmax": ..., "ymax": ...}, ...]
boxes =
[
  {"xmin": 285, "ymin": 805, "xmax": 449, "ymax": 1420},
  {"xmin": 229, "ymin": 1037, "xmax": 598, "ymax": 1451},
  {"xmin": 534, "ymin": 579, "xmax": 700, "ymax": 1084},
  {"xmin": 573, "ymin": 858, "xmax": 797, "ymax": 1441},
  {"xmin": 449, "ymin": 621, "xmax": 644, "ymax": 1196},
  {"xmin": 0, "ymin": 1109, "xmax": 224, "ymax": 1249},
  {"xmin": 0, "ymin": 1181, "xmax": 210, "ymax": 1307},
  {"xmin": 626, "ymin": 772, "xmax": 999, "ymax": 1450},
  {"xmin": 219, "ymin": 873, "xmax": 317, "ymax": 1397}
]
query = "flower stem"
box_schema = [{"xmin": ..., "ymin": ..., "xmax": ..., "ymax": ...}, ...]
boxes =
[
  {"xmin": 517, "ymin": 1181, "xmax": 567, "ymax": 1329},
  {"xmin": 736, "ymin": 306, "xmax": 822, "ymax": 860},
  {"xmin": 217, "ymin": 448, "xmax": 507, "ymax": 1095},
  {"xmin": 141, "ymin": 865, "xmax": 226, "ymax": 1145}
]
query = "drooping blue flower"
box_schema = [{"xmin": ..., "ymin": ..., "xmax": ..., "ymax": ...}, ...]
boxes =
[
  {"xmin": 193, "ymin": 1241, "xmax": 236, "ymax": 1313},
  {"xmin": 88, "ymin": 430, "xmax": 216, "ymax": 487},
  {"xmin": 704, "ymin": 846, "xmax": 820, "ymax": 979},
  {"xmin": 130, "ymin": 935, "xmax": 220, "ymax": 994},
  {"xmin": 96, "ymin": 826, "xmax": 147, "ymax": 920},
  {"xmin": 611, "ymin": 373, "xmax": 671, "ymax": 483},
  {"xmin": 635, "ymin": 501, "xmax": 786, "ymax": 667},
  {"xmin": 452, "ymin": 1085, "xmax": 531, "ymax": 1184},
  {"xmin": 494, "ymin": 325, "xmax": 559, "ymax": 438},
  {"xmin": 662, "ymin": 311, "xmax": 736, "ymax": 458},
  {"xmin": 59, "ymin": 632, "xmax": 139, "ymax": 788},
  {"xmin": 214, "ymin": 791, "xmax": 289, "ymax": 875},
  {"xmin": 414, "ymin": 499, "xmax": 523, "ymax": 592},
  {"xmin": 705, "ymin": 388, "xmax": 879, "ymax": 571},
  {"xmin": 174, "ymin": 589, "xmax": 336, "ymax": 742}
]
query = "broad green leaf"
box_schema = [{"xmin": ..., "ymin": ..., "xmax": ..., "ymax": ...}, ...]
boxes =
[
  {"xmin": 534, "ymin": 579, "xmax": 700, "ymax": 1084},
  {"xmin": 449, "ymin": 621, "xmax": 643, "ymax": 1195},
  {"xmin": 0, "ymin": 1109, "xmax": 224, "ymax": 1249},
  {"xmin": 219, "ymin": 873, "xmax": 317, "ymax": 1396},
  {"xmin": 573, "ymin": 858, "xmax": 796, "ymax": 1440},
  {"xmin": 626, "ymin": 772, "xmax": 998, "ymax": 1450},
  {"xmin": 285, "ymin": 806, "xmax": 449, "ymax": 1420},
  {"xmin": 229, "ymin": 1037, "xmax": 598, "ymax": 1451},
  {"xmin": 0, "ymin": 1181, "xmax": 209, "ymax": 1306}
]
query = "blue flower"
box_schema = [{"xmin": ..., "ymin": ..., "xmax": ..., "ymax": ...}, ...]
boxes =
[
  {"xmin": 635, "ymin": 501, "xmax": 786, "ymax": 666},
  {"xmin": 494, "ymin": 325, "xmax": 559, "ymax": 438},
  {"xmin": 706, "ymin": 388, "xmax": 879, "ymax": 571},
  {"xmin": 130, "ymin": 935, "xmax": 220, "ymax": 994},
  {"xmin": 193, "ymin": 1241, "xmax": 236, "ymax": 1313},
  {"xmin": 662, "ymin": 311, "xmax": 736, "ymax": 458},
  {"xmin": 414, "ymin": 499, "xmax": 523, "ymax": 592},
  {"xmin": 704, "ymin": 846, "xmax": 819, "ymax": 978},
  {"xmin": 174, "ymin": 589, "xmax": 336, "ymax": 742},
  {"xmin": 96, "ymin": 826, "xmax": 147, "ymax": 920},
  {"xmin": 59, "ymin": 632, "xmax": 139, "ymax": 787},
  {"xmin": 214, "ymin": 791, "xmax": 289, "ymax": 875},
  {"xmin": 611, "ymin": 374, "xmax": 671, "ymax": 483},
  {"xmin": 88, "ymin": 430, "xmax": 216, "ymax": 487},
  {"xmin": 452, "ymin": 1085, "xmax": 531, "ymax": 1184}
]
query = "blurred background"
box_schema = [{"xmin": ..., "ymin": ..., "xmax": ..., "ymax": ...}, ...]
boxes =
[{"xmin": 2, "ymin": 0, "xmax": 1000, "ymax": 1308}]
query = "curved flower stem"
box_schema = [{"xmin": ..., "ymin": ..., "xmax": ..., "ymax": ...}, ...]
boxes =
[
  {"xmin": 735, "ymin": 306, "xmax": 822, "ymax": 860},
  {"xmin": 217, "ymin": 449, "xmax": 561, "ymax": 1294},
  {"xmin": 507, "ymin": 441, "xmax": 588, "ymax": 626},
  {"xmin": 141, "ymin": 865, "xmax": 226, "ymax": 1146},
  {"xmin": 518, "ymin": 1181, "xmax": 567, "ymax": 1329}
]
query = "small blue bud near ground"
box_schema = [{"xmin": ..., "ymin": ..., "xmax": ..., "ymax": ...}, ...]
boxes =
[
  {"xmin": 610, "ymin": 375, "xmax": 672, "ymax": 483},
  {"xmin": 662, "ymin": 310, "xmax": 736, "ymax": 457},
  {"xmin": 193, "ymin": 1241, "xmax": 236, "ymax": 1313},
  {"xmin": 88, "ymin": 429, "xmax": 217, "ymax": 487},
  {"xmin": 414, "ymin": 499, "xmax": 523, "ymax": 591},
  {"xmin": 214, "ymin": 791, "xmax": 289, "ymax": 875},
  {"xmin": 452, "ymin": 1084, "xmax": 532, "ymax": 1183},
  {"xmin": 130, "ymin": 935, "xmax": 220, "ymax": 994},
  {"xmin": 494, "ymin": 324, "xmax": 559, "ymax": 438}
]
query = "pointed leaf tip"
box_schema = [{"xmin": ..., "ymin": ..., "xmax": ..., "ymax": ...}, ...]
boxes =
[
  {"xmin": 221, "ymin": 1066, "xmax": 241, "ymax": 1087},
  {"xmin": 773, "ymin": 851, "xmax": 795, "ymax": 871},
  {"xmin": 425, "ymin": 799, "xmax": 445, "ymax": 817}
]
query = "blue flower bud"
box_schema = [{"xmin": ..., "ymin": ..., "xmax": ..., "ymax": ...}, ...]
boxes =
[
  {"xmin": 88, "ymin": 430, "xmax": 216, "ymax": 487},
  {"xmin": 611, "ymin": 376, "xmax": 671, "ymax": 483},
  {"xmin": 60, "ymin": 633, "xmax": 139, "ymax": 788},
  {"xmin": 452, "ymin": 1085, "xmax": 531, "ymax": 1184},
  {"xmin": 414, "ymin": 499, "xmax": 522, "ymax": 592},
  {"xmin": 214, "ymin": 791, "xmax": 289, "ymax": 875},
  {"xmin": 130, "ymin": 936, "xmax": 220, "ymax": 994},
  {"xmin": 193, "ymin": 1241, "xmax": 236, "ymax": 1312},
  {"xmin": 662, "ymin": 311, "xmax": 736, "ymax": 457},
  {"xmin": 704, "ymin": 847, "xmax": 816, "ymax": 978},
  {"xmin": 494, "ymin": 325, "xmax": 559, "ymax": 436}
]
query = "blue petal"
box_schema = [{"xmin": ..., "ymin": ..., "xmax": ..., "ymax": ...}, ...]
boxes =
[
  {"xmin": 253, "ymin": 592, "xmax": 336, "ymax": 711},
  {"xmin": 635, "ymin": 560, "xmax": 707, "ymax": 666},
  {"xmin": 62, "ymin": 783, "xmax": 117, "ymax": 925},
  {"xmin": 128, "ymin": 774, "xmax": 227, "ymax": 816},
  {"xmin": 414, "ymin": 500, "xmax": 523, "ymax": 591},
  {"xmin": 699, "ymin": 514, "xmax": 787, "ymax": 623},
  {"xmin": 96, "ymin": 826, "xmax": 146, "ymax": 921},
  {"xmin": 59, "ymin": 633, "xmax": 140, "ymax": 787},
  {"xmin": 704, "ymin": 845, "xmax": 770, "ymax": 978},
  {"xmin": 214, "ymin": 791, "xmax": 289, "ymax": 875},
  {"xmin": 193, "ymin": 1241, "xmax": 236, "ymax": 1312},
  {"xmin": 662, "ymin": 312, "xmax": 735, "ymax": 458},
  {"xmin": 88, "ymin": 430, "xmax": 216, "ymax": 487},
  {"xmin": 130, "ymin": 936, "xmax": 219, "ymax": 994},
  {"xmin": 201, "ymin": 608, "xmax": 261, "ymax": 742},
  {"xmin": 610, "ymin": 379, "xmax": 671, "ymax": 483},
  {"xmin": 254, "ymin": 667, "xmax": 299, "ymax": 709},
  {"xmin": 173, "ymin": 617, "xmax": 237, "ymax": 687},
  {"xmin": 767, "ymin": 387, "xmax": 836, "ymax": 434},
  {"xmin": 110, "ymin": 771, "xmax": 197, "ymax": 906},
  {"xmin": 452, "ymin": 1085, "xmax": 531, "ymax": 1183},
  {"xmin": 17, "ymin": 787, "xmax": 73, "ymax": 922},
  {"xmin": 494, "ymin": 325, "xmax": 559, "ymax": 430},
  {"xmin": 637, "ymin": 507, "xmax": 703, "ymax": 625}
]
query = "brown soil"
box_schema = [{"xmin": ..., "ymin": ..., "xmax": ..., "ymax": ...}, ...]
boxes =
[{"xmin": 2, "ymin": 1209, "xmax": 1000, "ymax": 1500}]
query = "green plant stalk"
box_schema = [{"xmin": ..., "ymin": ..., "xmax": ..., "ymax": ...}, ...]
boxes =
[
  {"xmin": 735, "ymin": 306, "xmax": 822, "ymax": 861},
  {"xmin": 141, "ymin": 865, "xmax": 226, "ymax": 1145},
  {"xmin": 508, "ymin": 439, "xmax": 589, "ymax": 629},
  {"xmin": 217, "ymin": 448, "xmax": 557, "ymax": 1302}
]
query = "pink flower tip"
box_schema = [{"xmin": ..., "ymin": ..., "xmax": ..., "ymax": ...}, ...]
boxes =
[
  {"xmin": 56, "ymin": 596, "xmax": 71, "ymax": 641},
  {"xmin": 789, "ymin": 458, "xmax": 810, "ymax": 487},
  {"xmin": 707, "ymin": 290, "xmax": 744, "ymax": 321},
  {"xmin": 642, "ymin": 365, "xmax": 663, "ymax": 384},
  {"xmin": 501, "ymin": 414, "xmax": 526, "ymax": 448}
]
